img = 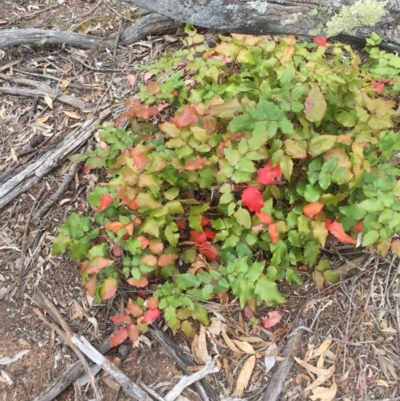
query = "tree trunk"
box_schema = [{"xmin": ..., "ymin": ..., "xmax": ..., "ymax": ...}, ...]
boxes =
[{"xmin": 123, "ymin": 0, "xmax": 400, "ymax": 53}]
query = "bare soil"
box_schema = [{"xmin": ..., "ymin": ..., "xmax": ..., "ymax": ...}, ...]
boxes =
[{"xmin": 1, "ymin": 1, "xmax": 400, "ymax": 401}]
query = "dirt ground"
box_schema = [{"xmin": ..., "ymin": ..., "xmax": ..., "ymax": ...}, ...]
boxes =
[{"xmin": 1, "ymin": 1, "xmax": 400, "ymax": 401}]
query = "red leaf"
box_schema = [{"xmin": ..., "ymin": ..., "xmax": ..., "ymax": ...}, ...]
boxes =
[
  {"xmin": 82, "ymin": 165, "xmax": 90, "ymax": 174},
  {"xmin": 204, "ymin": 229, "xmax": 216, "ymax": 241},
  {"xmin": 199, "ymin": 241, "xmax": 218, "ymax": 261},
  {"xmin": 353, "ymin": 221, "xmax": 363, "ymax": 232},
  {"xmin": 268, "ymin": 223, "xmax": 279, "ymax": 244},
  {"xmin": 101, "ymin": 278, "xmax": 118, "ymax": 300},
  {"xmin": 141, "ymin": 308, "xmax": 161, "ymax": 324},
  {"xmin": 127, "ymin": 299, "xmax": 144, "ymax": 317},
  {"xmin": 303, "ymin": 202, "xmax": 324, "ymax": 218},
  {"xmin": 179, "ymin": 157, "xmax": 210, "ymax": 172},
  {"xmin": 372, "ymin": 80, "xmax": 385, "ymax": 93},
  {"xmin": 112, "ymin": 244, "xmax": 123, "ymax": 257},
  {"xmin": 325, "ymin": 221, "xmax": 356, "ymax": 244},
  {"xmin": 110, "ymin": 314, "xmax": 132, "ymax": 325},
  {"xmin": 242, "ymin": 187, "xmax": 264, "ymax": 213},
  {"xmin": 110, "ymin": 328, "xmax": 129, "ymax": 347},
  {"xmin": 84, "ymin": 257, "xmax": 113, "ymax": 274},
  {"xmin": 252, "ymin": 224, "xmax": 264, "ymax": 233},
  {"xmin": 261, "ymin": 311, "xmax": 282, "ymax": 328},
  {"xmin": 158, "ymin": 254, "xmax": 179, "ymax": 267},
  {"xmin": 97, "ymin": 194, "xmax": 114, "ymax": 212},
  {"xmin": 244, "ymin": 306, "xmax": 254, "ymax": 318},
  {"xmin": 171, "ymin": 106, "xmax": 199, "ymax": 128},
  {"xmin": 256, "ymin": 212, "xmax": 273, "ymax": 225},
  {"xmin": 127, "ymin": 324, "xmax": 140, "ymax": 342},
  {"xmin": 176, "ymin": 220, "xmax": 186, "ymax": 230},
  {"xmin": 171, "ymin": 89, "xmax": 179, "ymax": 97},
  {"xmin": 190, "ymin": 230, "xmax": 207, "ymax": 244},
  {"xmin": 201, "ymin": 216, "xmax": 212, "ymax": 227},
  {"xmin": 127, "ymin": 276, "xmax": 149, "ymax": 287},
  {"xmin": 314, "ymin": 36, "xmax": 327, "ymax": 46},
  {"xmin": 257, "ymin": 161, "xmax": 282, "ymax": 185},
  {"xmin": 122, "ymin": 99, "xmax": 158, "ymax": 120}
]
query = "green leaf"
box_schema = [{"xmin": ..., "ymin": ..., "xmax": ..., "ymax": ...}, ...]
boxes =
[
  {"xmin": 336, "ymin": 111, "xmax": 357, "ymax": 127},
  {"xmin": 165, "ymin": 222, "xmax": 179, "ymax": 246},
  {"xmin": 191, "ymin": 304, "xmax": 210, "ymax": 326},
  {"xmin": 308, "ymin": 135, "xmax": 337, "ymax": 157},
  {"xmin": 323, "ymin": 270, "xmax": 340, "ymax": 283},
  {"xmin": 164, "ymin": 306, "xmax": 177, "ymax": 327},
  {"xmin": 234, "ymin": 208, "xmax": 251, "ymax": 229},
  {"xmin": 143, "ymin": 217, "xmax": 160, "ymax": 237},
  {"xmin": 304, "ymin": 85, "xmax": 327, "ymax": 122},
  {"xmin": 358, "ymin": 199, "xmax": 384, "ymax": 212},
  {"xmin": 362, "ymin": 230, "xmax": 380, "ymax": 246},
  {"xmin": 175, "ymin": 273, "xmax": 200, "ymax": 290},
  {"xmin": 254, "ymin": 276, "xmax": 286, "ymax": 305},
  {"xmin": 304, "ymin": 241, "xmax": 319, "ymax": 266},
  {"xmin": 280, "ymin": 155, "xmax": 293, "ymax": 181},
  {"xmin": 70, "ymin": 242, "xmax": 90, "ymax": 261},
  {"xmin": 51, "ymin": 234, "xmax": 71, "ymax": 255}
]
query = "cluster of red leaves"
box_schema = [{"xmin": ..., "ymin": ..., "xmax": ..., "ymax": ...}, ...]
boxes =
[
  {"xmin": 314, "ymin": 37, "xmax": 327, "ymax": 47},
  {"xmin": 190, "ymin": 228, "xmax": 218, "ymax": 261},
  {"xmin": 110, "ymin": 297, "xmax": 161, "ymax": 347}
]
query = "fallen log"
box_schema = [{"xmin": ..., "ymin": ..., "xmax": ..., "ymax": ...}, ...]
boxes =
[{"xmin": 122, "ymin": 0, "xmax": 400, "ymax": 53}]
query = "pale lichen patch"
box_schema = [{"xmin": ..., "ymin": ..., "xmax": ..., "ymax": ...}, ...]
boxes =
[
  {"xmin": 325, "ymin": 0, "xmax": 388, "ymax": 37},
  {"xmin": 248, "ymin": 0, "xmax": 268, "ymax": 14}
]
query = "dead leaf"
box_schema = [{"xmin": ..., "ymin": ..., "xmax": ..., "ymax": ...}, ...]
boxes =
[
  {"xmin": 127, "ymin": 74, "xmax": 137, "ymax": 86},
  {"xmin": 0, "ymin": 350, "xmax": 30, "ymax": 365},
  {"xmin": 310, "ymin": 337, "xmax": 332, "ymax": 359},
  {"xmin": 264, "ymin": 343, "xmax": 277, "ymax": 372},
  {"xmin": 36, "ymin": 114, "xmax": 50, "ymax": 124},
  {"xmin": 60, "ymin": 80, "xmax": 70, "ymax": 91},
  {"xmin": 294, "ymin": 357, "xmax": 335, "ymax": 376},
  {"xmin": 235, "ymin": 355, "xmax": 256, "ymax": 397},
  {"xmin": 44, "ymin": 94, "xmax": 53, "ymax": 109},
  {"xmin": 233, "ymin": 340, "xmax": 255, "ymax": 354},
  {"xmin": 10, "ymin": 147, "xmax": 17, "ymax": 162},
  {"xmin": 310, "ymin": 380, "xmax": 337, "ymax": 401},
  {"xmin": 63, "ymin": 110, "xmax": 81, "ymax": 119},
  {"xmin": 164, "ymin": 34, "xmax": 179, "ymax": 42},
  {"xmin": 196, "ymin": 325, "xmax": 208, "ymax": 364},
  {"xmin": 206, "ymin": 317, "xmax": 222, "ymax": 336},
  {"xmin": 221, "ymin": 324, "xmax": 241, "ymax": 353}
]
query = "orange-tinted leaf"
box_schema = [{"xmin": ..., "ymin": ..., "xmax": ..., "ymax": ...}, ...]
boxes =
[
  {"xmin": 242, "ymin": 187, "xmax": 264, "ymax": 213},
  {"xmin": 110, "ymin": 328, "xmax": 128, "ymax": 347},
  {"xmin": 391, "ymin": 239, "xmax": 400, "ymax": 257},
  {"xmin": 171, "ymin": 106, "xmax": 199, "ymax": 128},
  {"xmin": 303, "ymin": 202, "xmax": 324, "ymax": 218},
  {"xmin": 190, "ymin": 230, "xmax": 207, "ymax": 244},
  {"xmin": 158, "ymin": 254, "xmax": 179, "ymax": 267},
  {"xmin": 127, "ymin": 276, "xmax": 149, "ymax": 287},
  {"xmin": 261, "ymin": 311, "xmax": 282, "ymax": 328},
  {"xmin": 110, "ymin": 314, "xmax": 132, "ymax": 325},
  {"xmin": 268, "ymin": 223, "xmax": 279, "ymax": 244},
  {"xmin": 127, "ymin": 299, "xmax": 144, "ymax": 317},
  {"xmin": 127, "ymin": 324, "xmax": 140, "ymax": 343},
  {"xmin": 257, "ymin": 161, "xmax": 282, "ymax": 185},
  {"xmin": 145, "ymin": 296, "xmax": 159, "ymax": 309},
  {"xmin": 85, "ymin": 257, "xmax": 113, "ymax": 274},
  {"xmin": 149, "ymin": 239, "xmax": 164, "ymax": 254},
  {"xmin": 141, "ymin": 254, "xmax": 158, "ymax": 266},
  {"xmin": 142, "ymin": 308, "xmax": 161, "ymax": 324},
  {"xmin": 326, "ymin": 220, "xmax": 356, "ymax": 245},
  {"xmin": 146, "ymin": 80, "xmax": 160, "ymax": 94},
  {"xmin": 304, "ymin": 85, "xmax": 327, "ymax": 122},
  {"xmin": 311, "ymin": 220, "xmax": 329, "ymax": 247},
  {"xmin": 101, "ymin": 277, "xmax": 118, "ymax": 300},
  {"xmin": 203, "ymin": 114, "xmax": 217, "ymax": 134},
  {"xmin": 97, "ymin": 194, "xmax": 114, "ymax": 212},
  {"xmin": 105, "ymin": 356, "xmax": 122, "ymax": 366},
  {"xmin": 256, "ymin": 212, "xmax": 273, "ymax": 225},
  {"xmin": 105, "ymin": 221, "xmax": 125, "ymax": 233},
  {"xmin": 137, "ymin": 236, "xmax": 149, "ymax": 249},
  {"xmin": 176, "ymin": 219, "xmax": 186, "ymax": 230},
  {"xmin": 201, "ymin": 216, "xmax": 212, "ymax": 227},
  {"xmin": 179, "ymin": 157, "xmax": 210, "ymax": 172},
  {"xmin": 312, "ymin": 270, "xmax": 325, "ymax": 290},
  {"xmin": 122, "ymin": 99, "xmax": 158, "ymax": 120},
  {"xmin": 85, "ymin": 274, "xmax": 97, "ymax": 297}
]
